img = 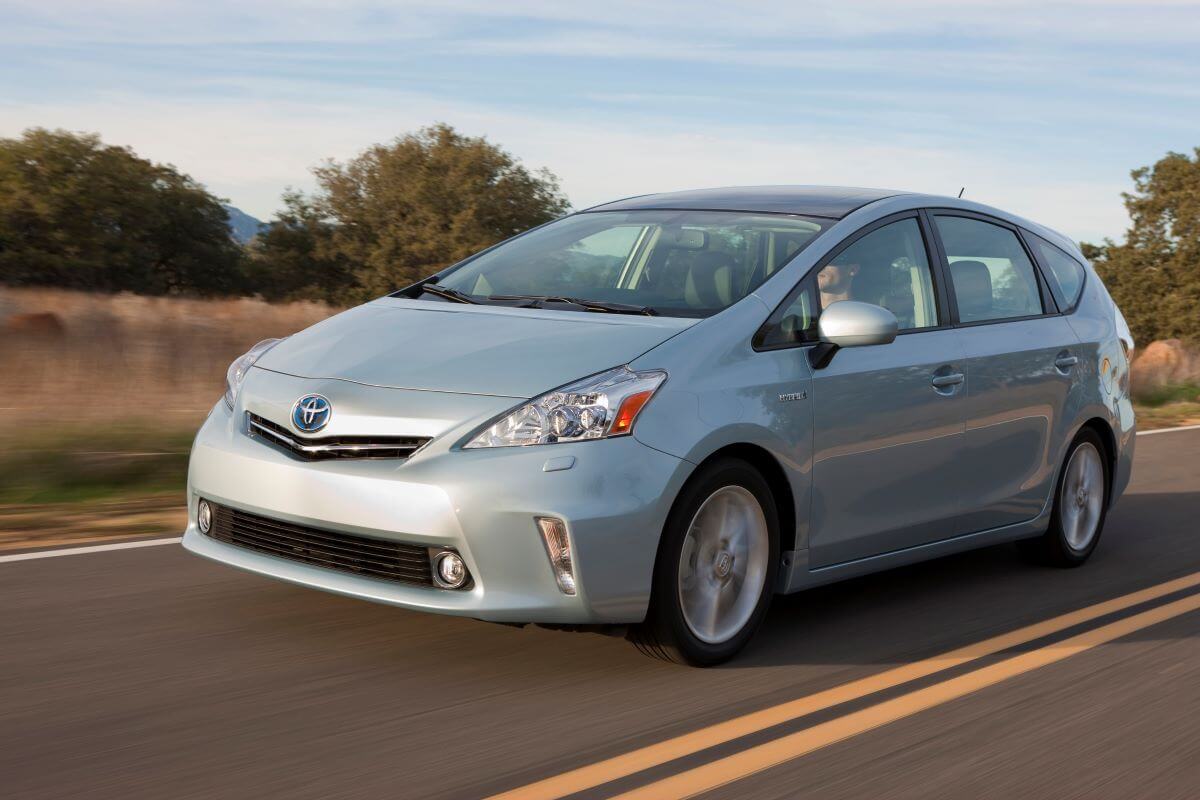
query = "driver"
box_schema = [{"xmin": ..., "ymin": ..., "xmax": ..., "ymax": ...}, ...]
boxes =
[{"xmin": 817, "ymin": 259, "xmax": 860, "ymax": 309}]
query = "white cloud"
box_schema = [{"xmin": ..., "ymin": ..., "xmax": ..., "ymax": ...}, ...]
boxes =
[
  {"xmin": 6, "ymin": 0, "xmax": 1183, "ymax": 243},
  {"xmin": 4, "ymin": 0, "xmax": 1200, "ymax": 45}
]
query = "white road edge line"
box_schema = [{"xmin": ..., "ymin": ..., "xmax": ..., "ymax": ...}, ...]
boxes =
[
  {"xmin": 0, "ymin": 537, "xmax": 182, "ymax": 563},
  {"xmin": 1138, "ymin": 423, "xmax": 1200, "ymax": 436}
]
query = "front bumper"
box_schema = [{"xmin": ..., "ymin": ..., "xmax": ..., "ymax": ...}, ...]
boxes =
[{"xmin": 183, "ymin": 387, "xmax": 690, "ymax": 624}]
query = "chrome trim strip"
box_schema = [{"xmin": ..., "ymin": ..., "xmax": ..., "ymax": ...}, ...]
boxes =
[{"xmin": 247, "ymin": 418, "xmax": 425, "ymax": 456}]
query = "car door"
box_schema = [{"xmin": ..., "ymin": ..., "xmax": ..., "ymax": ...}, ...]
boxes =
[
  {"xmin": 929, "ymin": 212, "xmax": 1081, "ymax": 533},
  {"xmin": 758, "ymin": 213, "xmax": 969, "ymax": 568}
]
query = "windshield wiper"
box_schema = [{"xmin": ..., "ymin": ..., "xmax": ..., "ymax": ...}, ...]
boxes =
[
  {"xmin": 416, "ymin": 283, "xmax": 480, "ymax": 304},
  {"xmin": 489, "ymin": 295, "xmax": 658, "ymax": 316}
]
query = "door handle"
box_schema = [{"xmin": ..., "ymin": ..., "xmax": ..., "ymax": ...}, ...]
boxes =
[
  {"xmin": 931, "ymin": 373, "xmax": 965, "ymax": 388},
  {"xmin": 1055, "ymin": 354, "xmax": 1079, "ymax": 370}
]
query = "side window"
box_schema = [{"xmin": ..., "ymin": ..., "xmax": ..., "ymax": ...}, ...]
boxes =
[
  {"xmin": 1028, "ymin": 232, "xmax": 1086, "ymax": 310},
  {"xmin": 758, "ymin": 217, "xmax": 939, "ymax": 347},
  {"xmin": 934, "ymin": 215, "xmax": 1044, "ymax": 323},
  {"xmin": 758, "ymin": 280, "xmax": 817, "ymax": 347}
]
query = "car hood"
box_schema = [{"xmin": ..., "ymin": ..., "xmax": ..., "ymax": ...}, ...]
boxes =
[{"xmin": 254, "ymin": 298, "xmax": 696, "ymax": 398}]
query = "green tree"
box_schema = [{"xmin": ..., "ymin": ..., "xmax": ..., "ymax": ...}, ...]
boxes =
[
  {"xmin": 1085, "ymin": 148, "xmax": 1200, "ymax": 345},
  {"xmin": 258, "ymin": 123, "xmax": 570, "ymax": 301},
  {"xmin": 0, "ymin": 128, "xmax": 245, "ymax": 295},
  {"xmin": 245, "ymin": 190, "xmax": 357, "ymax": 303}
]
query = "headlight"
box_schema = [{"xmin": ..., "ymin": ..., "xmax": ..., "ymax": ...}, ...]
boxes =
[
  {"xmin": 224, "ymin": 338, "xmax": 283, "ymax": 409},
  {"xmin": 464, "ymin": 366, "xmax": 666, "ymax": 448}
]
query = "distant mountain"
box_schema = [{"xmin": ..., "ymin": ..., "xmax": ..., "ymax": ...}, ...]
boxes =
[{"xmin": 223, "ymin": 205, "xmax": 266, "ymax": 244}]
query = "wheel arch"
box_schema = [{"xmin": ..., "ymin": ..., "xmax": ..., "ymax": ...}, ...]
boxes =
[
  {"xmin": 687, "ymin": 443, "xmax": 798, "ymax": 555},
  {"xmin": 1077, "ymin": 416, "xmax": 1117, "ymax": 508}
]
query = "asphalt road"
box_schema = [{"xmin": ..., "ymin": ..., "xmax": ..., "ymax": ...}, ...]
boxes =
[{"xmin": 4, "ymin": 428, "xmax": 1200, "ymax": 799}]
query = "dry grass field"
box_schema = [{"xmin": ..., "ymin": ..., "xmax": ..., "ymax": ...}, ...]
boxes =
[
  {"xmin": 0, "ymin": 287, "xmax": 340, "ymax": 513},
  {"xmin": 0, "ymin": 287, "xmax": 337, "ymax": 426}
]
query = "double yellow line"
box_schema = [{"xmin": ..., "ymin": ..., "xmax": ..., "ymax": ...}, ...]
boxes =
[{"xmin": 491, "ymin": 571, "xmax": 1200, "ymax": 800}]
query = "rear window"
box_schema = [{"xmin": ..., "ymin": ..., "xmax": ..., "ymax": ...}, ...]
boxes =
[
  {"xmin": 934, "ymin": 215, "xmax": 1044, "ymax": 323},
  {"xmin": 1028, "ymin": 232, "xmax": 1087, "ymax": 310}
]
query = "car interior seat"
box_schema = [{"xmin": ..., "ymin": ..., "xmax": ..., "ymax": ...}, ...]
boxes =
[
  {"xmin": 850, "ymin": 251, "xmax": 917, "ymax": 329},
  {"xmin": 950, "ymin": 259, "xmax": 993, "ymax": 321},
  {"xmin": 684, "ymin": 251, "xmax": 742, "ymax": 309}
]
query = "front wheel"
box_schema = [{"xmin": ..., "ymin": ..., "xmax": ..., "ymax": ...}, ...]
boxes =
[
  {"xmin": 631, "ymin": 459, "xmax": 779, "ymax": 666},
  {"xmin": 1019, "ymin": 429, "xmax": 1110, "ymax": 567}
]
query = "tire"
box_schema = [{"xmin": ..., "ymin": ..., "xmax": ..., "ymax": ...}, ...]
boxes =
[
  {"xmin": 631, "ymin": 458, "xmax": 780, "ymax": 666},
  {"xmin": 1018, "ymin": 428, "xmax": 1110, "ymax": 567}
]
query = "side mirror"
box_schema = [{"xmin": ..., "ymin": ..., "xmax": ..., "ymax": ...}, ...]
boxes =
[{"xmin": 809, "ymin": 301, "xmax": 899, "ymax": 369}]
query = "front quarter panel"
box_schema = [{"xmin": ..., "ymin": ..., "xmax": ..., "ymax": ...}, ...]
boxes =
[{"xmin": 630, "ymin": 296, "xmax": 815, "ymax": 553}]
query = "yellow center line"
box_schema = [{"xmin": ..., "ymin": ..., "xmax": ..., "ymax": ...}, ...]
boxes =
[
  {"xmin": 488, "ymin": 571, "xmax": 1200, "ymax": 800},
  {"xmin": 615, "ymin": 590, "xmax": 1200, "ymax": 800}
]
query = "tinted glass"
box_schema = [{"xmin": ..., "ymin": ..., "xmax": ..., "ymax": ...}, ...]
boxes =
[
  {"xmin": 759, "ymin": 280, "xmax": 818, "ymax": 346},
  {"xmin": 935, "ymin": 215, "xmax": 1044, "ymax": 323},
  {"xmin": 759, "ymin": 217, "xmax": 939, "ymax": 346},
  {"xmin": 1029, "ymin": 232, "xmax": 1086, "ymax": 309},
  {"xmin": 436, "ymin": 210, "xmax": 829, "ymax": 318}
]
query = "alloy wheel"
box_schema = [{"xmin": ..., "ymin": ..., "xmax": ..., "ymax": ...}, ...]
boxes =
[
  {"xmin": 676, "ymin": 485, "xmax": 770, "ymax": 644},
  {"xmin": 1060, "ymin": 441, "xmax": 1105, "ymax": 552}
]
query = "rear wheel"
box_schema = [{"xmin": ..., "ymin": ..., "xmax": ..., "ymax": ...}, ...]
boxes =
[
  {"xmin": 631, "ymin": 459, "xmax": 779, "ymax": 665},
  {"xmin": 1019, "ymin": 429, "xmax": 1109, "ymax": 567}
]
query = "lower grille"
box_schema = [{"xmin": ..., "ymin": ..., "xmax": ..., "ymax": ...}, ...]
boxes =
[{"xmin": 204, "ymin": 503, "xmax": 434, "ymax": 587}]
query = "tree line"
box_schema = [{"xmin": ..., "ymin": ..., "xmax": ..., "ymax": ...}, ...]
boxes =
[
  {"xmin": 0, "ymin": 124, "xmax": 569, "ymax": 305},
  {"xmin": 0, "ymin": 125, "xmax": 1197, "ymax": 345}
]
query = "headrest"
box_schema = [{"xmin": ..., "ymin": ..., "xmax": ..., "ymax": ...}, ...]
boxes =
[
  {"xmin": 951, "ymin": 260, "xmax": 993, "ymax": 320},
  {"xmin": 684, "ymin": 251, "xmax": 738, "ymax": 308}
]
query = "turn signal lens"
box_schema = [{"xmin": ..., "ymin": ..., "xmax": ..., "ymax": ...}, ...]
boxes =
[
  {"xmin": 611, "ymin": 389, "xmax": 654, "ymax": 436},
  {"xmin": 536, "ymin": 517, "xmax": 576, "ymax": 595}
]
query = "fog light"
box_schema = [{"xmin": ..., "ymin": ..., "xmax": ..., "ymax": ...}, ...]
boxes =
[
  {"xmin": 536, "ymin": 517, "xmax": 576, "ymax": 595},
  {"xmin": 432, "ymin": 551, "xmax": 469, "ymax": 589},
  {"xmin": 197, "ymin": 499, "xmax": 212, "ymax": 534}
]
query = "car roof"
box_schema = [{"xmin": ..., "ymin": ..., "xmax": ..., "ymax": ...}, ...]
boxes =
[{"xmin": 584, "ymin": 185, "xmax": 908, "ymax": 219}]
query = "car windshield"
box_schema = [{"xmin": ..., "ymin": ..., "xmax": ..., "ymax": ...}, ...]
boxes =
[{"xmin": 424, "ymin": 210, "xmax": 830, "ymax": 318}]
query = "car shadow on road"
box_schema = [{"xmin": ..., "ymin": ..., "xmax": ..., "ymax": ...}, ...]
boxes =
[
  {"xmin": 733, "ymin": 491, "xmax": 1200, "ymax": 669},
  {"xmin": 197, "ymin": 492, "xmax": 1199, "ymax": 677}
]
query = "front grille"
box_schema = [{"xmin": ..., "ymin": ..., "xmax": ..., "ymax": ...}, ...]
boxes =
[
  {"xmin": 205, "ymin": 503, "xmax": 435, "ymax": 586},
  {"xmin": 246, "ymin": 413, "xmax": 431, "ymax": 461}
]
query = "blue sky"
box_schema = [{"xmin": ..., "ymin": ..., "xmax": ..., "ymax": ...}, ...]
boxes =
[{"xmin": 3, "ymin": 1, "xmax": 1199, "ymax": 243}]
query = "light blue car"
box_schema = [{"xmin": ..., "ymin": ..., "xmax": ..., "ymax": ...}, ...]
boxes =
[{"xmin": 184, "ymin": 186, "xmax": 1136, "ymax": 665}]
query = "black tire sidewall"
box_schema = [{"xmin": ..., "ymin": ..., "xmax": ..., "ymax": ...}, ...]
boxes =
[{"xmin": 648, "ymin": 458, "xmax": 780, "ymax": 665}]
